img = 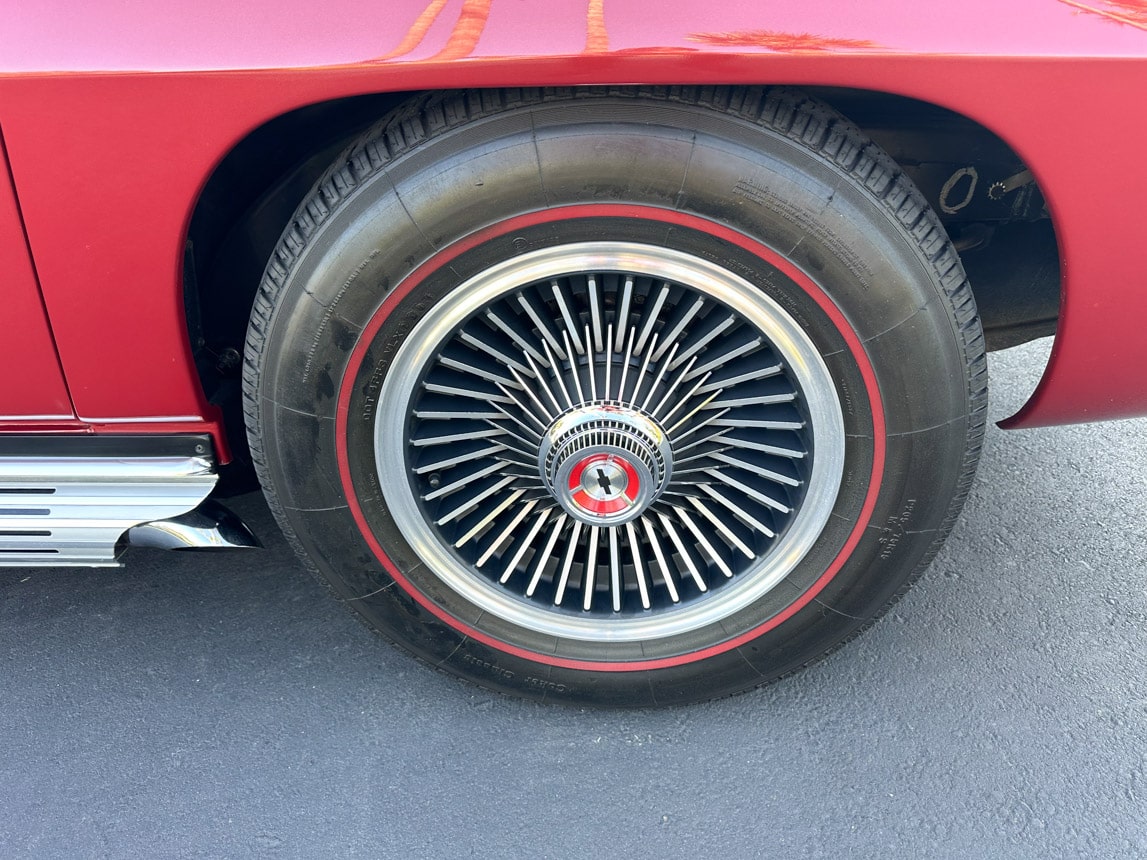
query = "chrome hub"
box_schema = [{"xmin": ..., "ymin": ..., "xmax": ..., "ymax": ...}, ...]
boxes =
[{"xmin": 540, "ymin": 404, "xmax": 671, "ymax": 526}]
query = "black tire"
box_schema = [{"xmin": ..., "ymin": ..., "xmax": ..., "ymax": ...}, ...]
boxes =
[{"xmin": 244, "ymin": 87, "xmax": 987, "ymax": 707}]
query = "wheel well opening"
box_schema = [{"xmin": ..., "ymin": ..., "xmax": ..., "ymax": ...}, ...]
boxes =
[
  {"xmin": 184, "ymin": 91, "xmax": 411, "ymax": 483},
  {"xmin": 184, "ymin": 85, "xmax": 1059, "ymax": 484},
  {"xmin": 808, "ymin": 87, "xmax": 1059, "ymax": 354}
]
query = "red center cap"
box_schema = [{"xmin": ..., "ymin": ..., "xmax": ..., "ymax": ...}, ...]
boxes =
[{"xmin": 567, "ymin": 454, "xmax": 640, "ymax": 517}]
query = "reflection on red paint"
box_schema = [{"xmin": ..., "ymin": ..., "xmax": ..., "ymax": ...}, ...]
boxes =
[
  {"xmin": 381, "ymin": 0, "xmax": 611, "ymax": 62},
  {"xmin": 375, "ymin": 0, "xmax": 493, "ymax": 62},
  {"xmin": 585, "ymin": 0, "xmax": 609, "ymax": 53},
  {"xmin": 378, "ymin": 0, "xmax": 451, "ymax": 60},
  {"xmin": 433, "ymin": 0, "xmax": 494, "ymax": 60},
  {"xmin": 689, "ymin": 30, "xmax": 882, "ymax": 52},
  {"xmin": 1058, "ymin": 0, "xmax": 1147, "ymax": 30}
]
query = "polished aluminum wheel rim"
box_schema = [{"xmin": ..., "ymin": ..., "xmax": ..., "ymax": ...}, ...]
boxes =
[{"xmin": 375, "ymin": 243, "xmax": 844, "ymax": 643}]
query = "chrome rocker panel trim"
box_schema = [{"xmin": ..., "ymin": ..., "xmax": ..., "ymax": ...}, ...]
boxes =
[{"xmin": 0, "ymin": 450, "xmax": 220, "ymax": 566}]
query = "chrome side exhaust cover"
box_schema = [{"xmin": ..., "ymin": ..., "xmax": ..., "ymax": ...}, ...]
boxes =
[{"xmin": 0, "ymin": 437, "xmax": 253, "ymax": 566}]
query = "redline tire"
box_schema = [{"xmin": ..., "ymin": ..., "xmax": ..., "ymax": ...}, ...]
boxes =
[{"xmin": 244, "ymin": 87, "xmax": 987, "ymax": 706}]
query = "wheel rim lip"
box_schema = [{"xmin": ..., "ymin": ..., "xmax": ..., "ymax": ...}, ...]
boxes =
[{"xmin": 374, "ymin": 242, "xmax": 846, "ymax": 644}]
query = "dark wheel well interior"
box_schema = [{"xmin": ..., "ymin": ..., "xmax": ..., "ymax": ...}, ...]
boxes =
[{"xmin": 184, "ymin": 86, "xmax": 1059, "ymax": 479}]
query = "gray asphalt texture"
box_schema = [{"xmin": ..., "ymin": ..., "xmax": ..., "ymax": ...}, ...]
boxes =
[{"xmin": 2, "ymin": 339, "xmax": 1145, "ymax": 859}]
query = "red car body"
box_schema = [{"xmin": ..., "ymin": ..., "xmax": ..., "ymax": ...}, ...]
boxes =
[{"xmin": 2, "ymin": 0, "xmax": 1146, "ymax": 452}]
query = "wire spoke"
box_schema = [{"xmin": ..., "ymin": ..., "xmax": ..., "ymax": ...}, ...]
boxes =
[
  {"xmin": 526, "ymin": 513, "xmax": 568, "ymax": 597},
  {"xmin": 413, "ymin": 427, "xmax": 505, "ymax": 447},
  {"xmin": 439, "ymin": 355, "xmax": 520, "ymax": 388},
  {"xmin": 614, "ymin": 276, "xmax": 634, "ymax": 352},
  {"xmin": 496, "ymin": 504, "xmax": 549, "ymax": 579},
  {"xmin": 608, "ymin": 525, "xmax": 623, "ymax": 613},
  {"xmin": 459, "ymin": 331, "xmax": 534, "ymax": 376},
  {"xmin": 552, "ymin": 280, "xmax": 584, "ymax": 355},
  {"xmin": 486, "ymin": 310, "xmax": 548, "ymax": 367},
  {"xmin": 718, "ymin": 435, "xmax": 806, "ymax": 459},
  {"xmin": 625, "ymin": 520, "xmax": 652, "ymax": 610},
  {"xmin": 668, "ymin": 314, "xmax": 736, "ymax": 370},
  {"xmin": 434, "ymin": 475, "xmax": 519, "ymax": 527},
  {"xmin": 651, "ymin": 296, "xmax": 705, "ymax": 361},
  {"xmin": 517, "ymin": 293, "xmax": 567, "ymax": 360},
  {"xmin": 674, "ymin": 505, "xmax": 733, "ymax": 578},
  {"xmin": 641, "ymin": 515, "xmax": 680, "ymax": 604},
  {"xmin": 455, "ymin": 488, "xmax": 527, "ymax": 549},
  {"xmin": 414, "ymin": 443, "xmax": 508, "ymax": 475},
  {"xmin": 554, "ymin": 521, "xmax": 584, "ymax": 606},
  {"xmin": 482, "ymin": 498, "xmax": 540, "ymax": 569},
  {"xmin": 633, "ymin": 283, "xmax": 670, "ymax": 355},
  {"xmin": 709, "ymin": 452, "xmax": 802, "ymax": 487},
  {"xmin": 687, "ymin": 496, "xmax": 756, "ymax": 559},
  {"xmin": 583, "ymin": 525, "xmax": 601, "ymax": 611},
  {"xmin": 695, "ymin": 363, "xmax": 783, "ymax": 393}
]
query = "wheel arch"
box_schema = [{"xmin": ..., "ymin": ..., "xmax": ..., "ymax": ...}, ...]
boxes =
[{"xmin": 182, "ymin": 85, "xmax": 1058, "ymax": 469}]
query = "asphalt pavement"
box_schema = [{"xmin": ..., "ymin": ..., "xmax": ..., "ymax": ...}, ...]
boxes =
[{"xmin": 2, "ymin": 338, "xmax": 1145, "ymax": 859}]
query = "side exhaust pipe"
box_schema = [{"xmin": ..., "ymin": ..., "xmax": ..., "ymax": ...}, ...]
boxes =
[{"xmin": 127, "ymin": 499, "xmax": 260, "ymax": 551}]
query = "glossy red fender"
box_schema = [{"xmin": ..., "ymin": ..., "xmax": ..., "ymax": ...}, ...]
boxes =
[{"xmin": 1, "ymin": 0, "xmax": 1146, "ymax": 455}]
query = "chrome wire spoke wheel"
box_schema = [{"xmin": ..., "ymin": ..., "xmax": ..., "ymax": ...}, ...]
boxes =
[{"xmin": 375, "ymin": 243, "xmax": 846, "ymax": 644}]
